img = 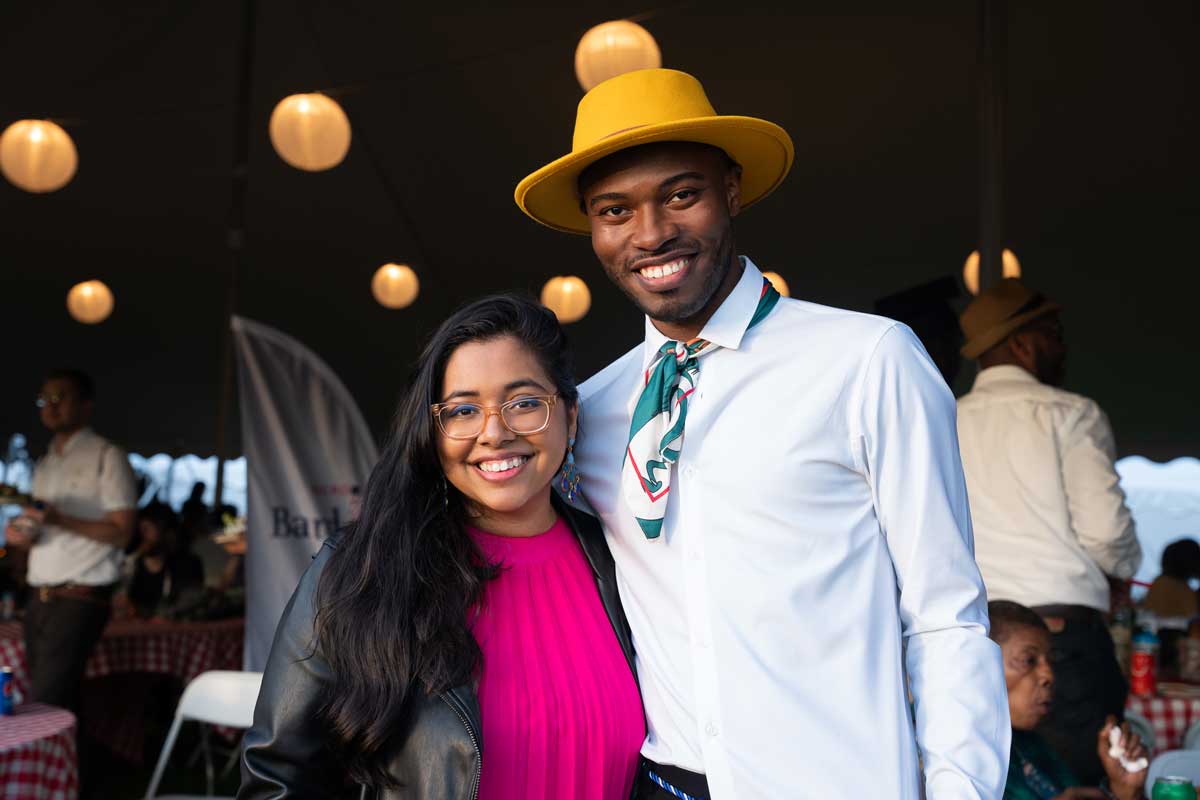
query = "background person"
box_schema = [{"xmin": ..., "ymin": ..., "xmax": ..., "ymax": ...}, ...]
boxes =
[
  {"xmin": 121, "ymin": 501, "xmax": 205, "ymax": 619},
  {"xmin": 3, "ymin": 369, "xmax": 137, "ymax": 711},
  {"xmin": 957, "ymin": 279, "xmax": 1142, "ymax": 784},
  {"xmin": 3, "ymin": 368, "xmax": 137, "ymax": 799},
  {"xmin": 1141, "ymin": 538, "xmax": 1200, "ymax": 619},
  {"xmin": 989, "ymin": 600, "xmax": 1147, "ymax": 800}
]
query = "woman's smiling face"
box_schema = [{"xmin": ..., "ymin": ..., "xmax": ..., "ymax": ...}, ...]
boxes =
[{"xmin": 436, "ymin": 335, "xmax": 576, "ymax": 535}]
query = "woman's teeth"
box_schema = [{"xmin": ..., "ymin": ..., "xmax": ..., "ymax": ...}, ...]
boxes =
[
  {"xmin": 639, "ymin": 258, "xmax": 687, "ymax": 279},
  {"xmin": 478, "ymin": 456, "xmax": 529, "ymax": 473}
]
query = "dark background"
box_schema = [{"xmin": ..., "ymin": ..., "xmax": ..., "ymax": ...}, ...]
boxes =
[{"xmin": 1, "ymin": 1, "xmax": 1196, "ymax": 459}]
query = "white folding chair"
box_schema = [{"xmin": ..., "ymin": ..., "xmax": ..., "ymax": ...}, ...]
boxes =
[
  {"xmin": 1183, "ymin": 720, "xmax": 1200, "ymax": 751},
  {"xmin": 1145, "ymin": 750, "xmax": 1200, "ymax": 797},
  {"xmin": 1125, "ymin": 709, "xmax": 1157, "ymax": 755},
  {"xmin": 144, "ymin": 670, "xmax": 264, "ymax": 800}
]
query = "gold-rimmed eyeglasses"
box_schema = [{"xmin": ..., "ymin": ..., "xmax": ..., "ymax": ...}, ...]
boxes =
[{"xmin": 431, "ymin": 394, "xmax": 559, "ymax": 440}]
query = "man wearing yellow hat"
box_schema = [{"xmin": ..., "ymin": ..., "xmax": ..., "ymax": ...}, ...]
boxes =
[
  {"xmin": 956, "ymin": 278, "xmax": 1140, "ymax": 785},
  {"xmin": 516, "ymin": 69, "xmax": 1008, "ymax": 799}
]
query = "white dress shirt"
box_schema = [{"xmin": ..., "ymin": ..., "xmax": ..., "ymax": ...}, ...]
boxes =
[
  {"xmin": 956, "ymin": 364, "xmax": 1141, "ymax": 611},
  {"xmin": 576, "ymin": 258, "xmax": 1009, "ymax": 800},
  {"xmin": 28, "ymin": 427, "xmax": 138, "ymax": 586}
]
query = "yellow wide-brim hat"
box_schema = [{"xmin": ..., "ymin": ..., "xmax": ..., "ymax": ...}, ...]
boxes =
[{"xmin": 514, "ymin": 68, "xmax": 794, "ymax": 235}]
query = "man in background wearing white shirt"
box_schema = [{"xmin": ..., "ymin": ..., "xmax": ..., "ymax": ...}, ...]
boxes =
[
  {"xmin": 956, "ymin": 279, "xmax": 1141, "ymax": 785},
  {"xmin": 515, "ymin": 68, "xmax": 1009, "ymax": 800},
  {"xmin": 5, "ymin": 369, "xmax": 137, "ymax": 716}
]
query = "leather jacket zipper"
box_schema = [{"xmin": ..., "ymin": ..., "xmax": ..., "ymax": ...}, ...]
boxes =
[{"xmin": 440, "ymin": 691, "xmax": 481, "ymax": 800}]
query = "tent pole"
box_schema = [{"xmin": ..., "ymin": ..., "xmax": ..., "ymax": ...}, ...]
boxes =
[
  {"xmin": 978, "ymin": 0, "xmax": 1006, "ymax": 291},
  {"xmin": 214, "ymin": 0, "xmax": 257, "ymax": 512}
]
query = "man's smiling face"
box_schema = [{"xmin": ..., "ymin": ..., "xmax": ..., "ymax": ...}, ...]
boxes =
[{"xmin": 579, "ymin": 142, "xmax": 743, "ymax": 337}]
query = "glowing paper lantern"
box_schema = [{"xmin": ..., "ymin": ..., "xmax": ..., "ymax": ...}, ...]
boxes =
[
  {"xmin": 541, "ymin": 276, "xmax": 591, "ymax": 324},
  {"xmin": 66, "ymin": 280, "xmax": 114, "ymax": 324},
  {"xmin": 963, "ymin": 248, "xmax": 1021, "ymax": 295},
  {"xmin": 574, "ymin": 20, "xmax": 662, "ymax": 91},
  {"xmin": 371, "ymin": 263, "xmax": 419, "ymax": 309},
  {"xmin": 762, "ymin": 271, "xmax": 790, "ymax": 298},
  {"xmin": 0, "ymin": 120, "xmax": 78, "ymax": 193},
  {"xmin": 268, "ymin": 94, "xmax": 352, "ymax": 171}
]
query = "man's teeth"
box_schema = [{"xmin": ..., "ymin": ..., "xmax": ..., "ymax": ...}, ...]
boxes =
[
  {"xmin": 639, "ymin": 258, "xmax": 687, "ymax": 279},
  {"xmin": 478, "ymin": 456, "xmax": 529, "ymax": 473}
]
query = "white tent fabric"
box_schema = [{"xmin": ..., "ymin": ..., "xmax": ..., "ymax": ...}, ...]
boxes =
[
  {"xmin": 232, "ymin": 315, "xmax": 379, "ymax": 670},
  {"xmin": 1116, "ymin": 456, "xmax": 1200, "ymax": 587}
]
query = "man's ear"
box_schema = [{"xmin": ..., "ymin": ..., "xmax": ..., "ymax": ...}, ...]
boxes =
[
  {"xmin": 1008, "ymin": 333, "xmax": 1037, "ymax": 373},
  {"xmin": 726, "ymin": 163, "xmax": 743, "ymax": 218}
]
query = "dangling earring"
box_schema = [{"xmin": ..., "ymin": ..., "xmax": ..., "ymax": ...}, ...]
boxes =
[
  {"xmin": 560, "ymin": 436, "xmax": 581, "ymax": 503},
  {"xmin": 441, "ymin": 475, "xmax": 449, "ymax": 510}
]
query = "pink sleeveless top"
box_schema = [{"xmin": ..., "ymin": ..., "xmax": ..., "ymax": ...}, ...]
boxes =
[{"xmin": 468, "ymin": 517, "xmax": 644, "ymax": 800}]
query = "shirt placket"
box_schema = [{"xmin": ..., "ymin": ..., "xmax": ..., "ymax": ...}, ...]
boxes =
[{"xmin": 672, "ymin": 364, "xmax": 732, "ymax": 791}]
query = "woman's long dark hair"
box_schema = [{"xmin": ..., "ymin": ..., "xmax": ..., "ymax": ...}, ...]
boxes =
[{"xmin": 314, "ymin": 293, "xmax": 579, "ymax": 786}]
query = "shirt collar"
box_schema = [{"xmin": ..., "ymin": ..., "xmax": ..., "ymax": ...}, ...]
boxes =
[
  {"xmin": 971, "ymin": 364, "xmax": 1040, "ymax": 389},
  {"xmin": 641, "ymin": 256, "xmax": 767, "ymax": 368},
  {"xmin": 54, "ymin": 426, "xmax": 94, "ymax": 457}
]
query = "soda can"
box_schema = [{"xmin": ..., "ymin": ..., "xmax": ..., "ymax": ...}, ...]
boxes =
[
  {"xmin": 1131, "ymin": 629, "xmax": 1159, "ymax": 697},
  {"xmin": 1152, "ymin": 776, "xmax": 1198, "ymax": 800},
  {"xmin": 0, "ymin": 667, "xmax": 13, "ymax": 715}
]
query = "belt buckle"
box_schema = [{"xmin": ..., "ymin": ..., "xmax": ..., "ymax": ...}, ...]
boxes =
[{"xmin": 39, "ymin": 586, "xmax": 50, "ymax": 603}]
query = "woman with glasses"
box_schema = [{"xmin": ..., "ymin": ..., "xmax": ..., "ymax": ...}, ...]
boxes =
[{"xmin": 240, "ymin": 295, "xmax": 644, "ymax": 800}]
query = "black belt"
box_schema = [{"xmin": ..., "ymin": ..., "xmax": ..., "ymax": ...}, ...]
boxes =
[
  {"xmin": 33, "ymin": 583, "xmax": 116, "ymax": 605},
  {"xmin": 1030, "ymin": 604, "xmax": 1107, "ymax": 624},
  {"xmin": 642, "ymin": 757, "xmax": 709, "ymax": 799}
]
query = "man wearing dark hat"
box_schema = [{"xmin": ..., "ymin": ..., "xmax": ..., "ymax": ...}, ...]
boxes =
[
  {"xmin": 956, "ymin": 278, "xmax": 1140, "ymax": 784},
  {"xmin": 516, "ymin": 68, "xmax": 1008, "ymax": 800}
]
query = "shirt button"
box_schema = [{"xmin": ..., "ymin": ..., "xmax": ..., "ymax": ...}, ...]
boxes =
[
  {"xmin": 688, "ymin": 548, "xmax": 702, "ymax": 561},
  {"xmin": 683, "ymin": 465, "xmax": 696, "ymax": 478},
  {"xmin": 705, "ymin": 722, "xmax": 719, "ymax": 737}
]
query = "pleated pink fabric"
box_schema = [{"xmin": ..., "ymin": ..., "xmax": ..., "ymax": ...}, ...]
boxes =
[{"xmin": 468, "ymin": 517, "xmax": 644, "ymax": 800}]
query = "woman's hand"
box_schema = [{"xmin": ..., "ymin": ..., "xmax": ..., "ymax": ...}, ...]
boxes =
[{"xmin": 1097, "ymin": 715, "xmax": 1149, "ymax": 800}]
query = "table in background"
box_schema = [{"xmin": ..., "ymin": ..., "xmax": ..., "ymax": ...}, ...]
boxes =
[
  {"xmin": 1127, "ymin": 694, "xmax": 1200, "ymax": 754},
  {"xmin": 0, "ymin": 703, "xmax": 78, "ymax": 799},
  {"xmin": 0, "ymin": 618, "xmax": 243, "ymax": 763}
]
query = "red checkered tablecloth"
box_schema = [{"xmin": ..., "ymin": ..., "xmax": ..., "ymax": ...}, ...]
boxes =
[
  {"xmin": 0, "ymin": 618, "xmax": 243, "ymax": 763},
  {"xmin": 1126, "ymin": 694, "xmax": 1200, "ymax": 754},
  {"xmin": 0, "ymin": 618, "xmax": 243, "ymax": 702},
  {"xmin": 0, "ymin": 703, "xmax": 78, "ymax": 800}
]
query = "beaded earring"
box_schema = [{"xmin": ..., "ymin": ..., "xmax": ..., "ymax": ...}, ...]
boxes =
[{"xmin": 560, "ymin": 436, "xmax": 581, "ymax": 503}]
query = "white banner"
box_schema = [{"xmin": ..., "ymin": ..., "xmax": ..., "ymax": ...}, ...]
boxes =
[{"xmin": 232, "ymin": 315, "xmax": 379, "ymax": 670}]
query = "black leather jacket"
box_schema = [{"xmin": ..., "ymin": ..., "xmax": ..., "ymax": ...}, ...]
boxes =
[{"xmin": 239, "ymin": 502, "xmax": 637, "ymax": 800}]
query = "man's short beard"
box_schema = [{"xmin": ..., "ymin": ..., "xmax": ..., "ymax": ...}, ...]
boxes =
[{"xmin": 622, "ymin": 232, "xmax": 736, "ymax": 324}]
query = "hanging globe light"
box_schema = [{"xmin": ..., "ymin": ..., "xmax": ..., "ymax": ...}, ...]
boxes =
[
  {"xmin": 0, "ymin": 120, "xmax": 78, "ymax": 193},
  {"xmin": 762, "ymin": 271, "xmax": 790, "ymax": 298},
  {"xmin": 574, "ymin": 20, "xmax": 662, "ymax": 91},
  {"xmin": 371, "ymin": 263, "xmax": 419, "ymax": 309},
  {"xmin": 541, "ymin": 276, "xmax": 591, "ymax": 324},
  {"xmin": 66, "ymin": 280, "xmax": 114, "ymax": 324},
  {"xmin": 963, "ymin": 248, "xmax": 1021, "ymax": 295},
  {"xmin": 268, "ymin": 93, "xmax": 352, "ymax": 172}
]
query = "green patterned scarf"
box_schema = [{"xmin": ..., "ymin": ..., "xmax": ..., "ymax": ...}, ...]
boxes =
[{"xmin": 622, "ymin": 278, "xmax": 780, "ymax": 540}]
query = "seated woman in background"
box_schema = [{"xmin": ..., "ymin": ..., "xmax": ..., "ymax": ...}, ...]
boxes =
[
  {"xmin": 990, "ymin": 600, "xmax": 1148, "ymax": 800},
  {"xmin": 122, "ymin": 501, "xmax": 204, "ymax": 619},
  {"xmin": 1142, "ymin": 538, "xmax": 1200, "ymax": 619}
]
